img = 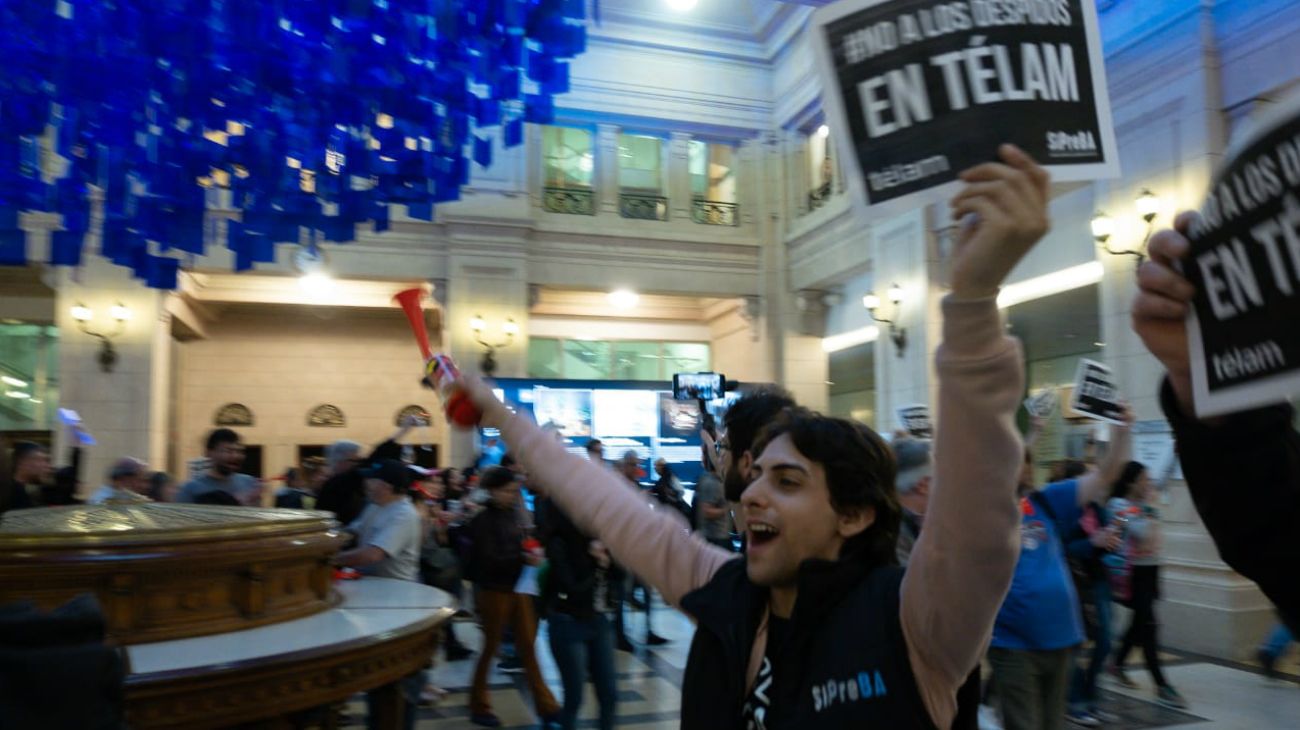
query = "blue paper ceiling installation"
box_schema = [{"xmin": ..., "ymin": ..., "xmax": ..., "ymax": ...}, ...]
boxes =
[{"xmin": 0, "ymin": 0, "xmax": 587, "ymax": 288}]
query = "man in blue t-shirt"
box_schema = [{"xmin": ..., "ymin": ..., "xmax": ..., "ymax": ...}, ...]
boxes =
[{"xmin": 989, "ymin": 412, "xmax": 1133, "ymax": 730}]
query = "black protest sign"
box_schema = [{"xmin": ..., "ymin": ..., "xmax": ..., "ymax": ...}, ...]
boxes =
[
  {"xmin": 1069, "ymin": 359, "xmax": 1123, "ymax": 425},
  {"xmin": 812, "ymin": 0, "xmax": 1119, "ymax": 213},
  {"xmin": 896, "ymin": 404, "xmax": 932, "ymax": 437},
  {"xmin": 1184, "ymin": 95, "xmax": 1300, "ymax": 417}
]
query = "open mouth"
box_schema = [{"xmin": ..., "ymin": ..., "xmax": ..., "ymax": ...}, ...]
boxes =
[{"xmin": 747, "ymin": 521, "xmax": 780, "ymax": 547}]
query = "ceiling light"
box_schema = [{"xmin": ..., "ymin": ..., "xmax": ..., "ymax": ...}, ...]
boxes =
[
  {"xmin": 887, "ymin": 283, "xmax": 904, "ymax": 304},
  {"xmin": 5, "ymin": 391, "xmax": 31, "ymax": 400},
  {"xmin": 608, "ymin": 289, "xmax": 639, "ymax": 309},
  {"xmin": 1, "ymin": 375, "xmax": 26, "ymax": 388},
  {"xmin": 817, "ymin": 124, "xmax": 830, "ymax": 138},
  {"xmin": 666, "ymin": 0, "xmax": 698, "ymax": 11},
  {"xmin": 997, "ymin": 261, "xmax": 1104, "ymax": 309},
  {"xmin": 71, "ymin": 303, "xmax": 92, "ymax": 322},
  {"xmin": 110, "ymin": 303, "xmax": 131, "ymax": 322},
  {"xmin": 470, "ymin": 315, "xmax": 486, "ymax": 333},
  {"xmin": 502, "ymin": 319, "xmax": 520, "ymax": 336},
  {"xmin": 862, "ymin": 294, "xmax": 880, "ymax": 311},
  {"xmin": 821, "ymin": 326, "xmax": 880, "ymax": 353},
  {"xmin": 298, "ymin": 272, "xmax": 336, "ymax": 300}
]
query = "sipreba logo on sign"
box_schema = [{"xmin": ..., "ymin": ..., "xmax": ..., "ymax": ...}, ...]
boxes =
[{"xmin": 1047, "ymin": 130, "xmax": 1098, "ymax": 155}]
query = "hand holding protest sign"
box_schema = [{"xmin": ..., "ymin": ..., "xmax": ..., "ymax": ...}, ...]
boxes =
[
  {"xmin": 811, "ymin": 0, "xmax": 1119, "ymax": 215},
  {"xmin": 1180, "ymin": 93, "xmax": 1300, "ymax": 417},
  {"xmin": 1069, "ymin": 358, "xmax": 1124, "ymax": 425},
  {"xmin": 896, "ymin": 404, "xmax": 932, "ymax": 437}
]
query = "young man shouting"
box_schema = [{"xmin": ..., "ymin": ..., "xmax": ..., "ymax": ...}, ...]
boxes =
[{"xmin": 445, "ymin": 144, "xmax": 1048, "ymax": 728}]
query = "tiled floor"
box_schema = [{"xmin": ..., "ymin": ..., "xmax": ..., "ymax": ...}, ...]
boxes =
[{"xmin": 339, "ymin": 604, "xmax": 1300, "ymax": 729}]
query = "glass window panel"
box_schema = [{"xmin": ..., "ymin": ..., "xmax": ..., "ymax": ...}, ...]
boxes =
[
  {"xmin": 618, "ymin": 134, "xmax": 662, "ymax": 192},
  {"xmin": 0, "ymin": 323, "xmax": 59, "ymax": 430},
  {"xmin": 542, "ymin": 126, "xmax": 594, "ymax": 189},
  {"xmin": 611, "ymin": 342, "xmax": 662, "ymax": 381},
  {"xmin": 562, "ymin": 340, "xmax": 612, "ymax": 380},
  {"xmin": 661, "ymin": 342, "xmax": 710, "ymax": 375},
  {"xmin": 689, "ymin": 141, "xmax": 736, "ymax": 203},
  {"xmin": 527, "ymin": 337, "xmax": 564, "ymax": 379}
]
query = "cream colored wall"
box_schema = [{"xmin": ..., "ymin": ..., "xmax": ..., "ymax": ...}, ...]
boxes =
[
  {"xmin": 708, "ymin": 304, "xmax": 772, "ymax": 387},
  {"xmin": 174, "ymin": 308, "xmax": 447, "ymax": 483}
]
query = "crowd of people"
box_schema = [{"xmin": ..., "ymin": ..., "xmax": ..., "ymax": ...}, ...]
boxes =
[{"xmin": 4, "ymin": 147, "xmax": 1299, "ymax": 730}]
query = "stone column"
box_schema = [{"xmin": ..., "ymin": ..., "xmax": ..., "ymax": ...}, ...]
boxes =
[
  {"xmin": 595, "ymin": 124, "xmax": 620, "ymax": 216},
  {"xmin": 737, "ymin": 138, "xmax": 762, "ymax": 228},
  {"xmin": 442, "ymin": 250, "xmax": 529, "ymax": 469},
  {"xmin": 668, "ymin": 132, "xmax": 693, "ymax": 223},
  {"xmin": 784, "ymin": 132, "xmax": 808, "ymax": 223},
  {"xmin": 54, "ymin": 258, "xmax": 171, "ymax": 494},
  {"xmin": 870, "ymin": 207, "xmax": 943, "ymax": 436}
]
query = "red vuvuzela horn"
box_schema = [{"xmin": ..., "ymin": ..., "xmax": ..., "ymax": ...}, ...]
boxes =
[{"xmin": 393, "ymin": 287, "xmax": 432, "ymax": 360}]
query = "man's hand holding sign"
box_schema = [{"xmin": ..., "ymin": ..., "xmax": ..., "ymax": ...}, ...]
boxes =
[{"xmin": 1131, "ymin": 93, "xmax": 1300, "ymax": 632}]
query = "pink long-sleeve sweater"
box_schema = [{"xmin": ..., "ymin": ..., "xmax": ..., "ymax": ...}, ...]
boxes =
[{"xmin": 493, "ymin": 295, "xmax": 1023, "ymax": 728}]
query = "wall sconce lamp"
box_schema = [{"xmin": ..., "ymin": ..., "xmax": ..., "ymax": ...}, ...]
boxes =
[
  {"xmin": 1091, "ymin": 188, "xmax": 1161, "ymax": 264},
  {"xmin": 863, "ymin": 283, "xmax": 907, "ymax": 357},
  {"xmin": 470, "ymin": 314, "xmax": 518, "ymax": 376},
  {"xmin": 71, "ymin": 302, "xmax": 131, "ymax": 372}
]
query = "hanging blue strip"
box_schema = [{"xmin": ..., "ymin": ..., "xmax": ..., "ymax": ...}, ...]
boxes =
[
  {"xmin": 145, "ymin": 255, "xmax": 180, "ymax": 290},
  {"xmin": 473, "ymin": 137, "xmax": 493, "ymax": 168},
  {"xmin": 49, "ymin": 230, "xmax": 86, "ymax": 266},
  {"xmin": 0, "ymin": 230, "xmax": 26, "ymax": 266},
  {"xmin": 372, "ymin": 201, "xmax": 390, "ymax": 232},
  {"xmin": 504, "ymin": 118, "xmax": 524, "ymax": 148}
]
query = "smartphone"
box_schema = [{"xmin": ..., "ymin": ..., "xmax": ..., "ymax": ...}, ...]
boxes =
[{"xmin": 673, "ymin": 372, "xmax": 725, "ymax": 401}]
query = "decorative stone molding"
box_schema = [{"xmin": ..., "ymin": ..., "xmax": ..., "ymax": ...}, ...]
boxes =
[
  {"xmin": 429, "ymin": 279, "xmax": 448, "ymax": 308},
  {"xmin": 795, "ymin": 289, "xmax": 832, "ymax": 337},
  {"xmin": 307, "ymin": 404, "xmax": 345, "ymax": 428},
  {"xmin": 395, "ymin": 405, "xmax": 432, "ymax": 427},
  {"xmin": 214, "ymin": 403, "xmax": 253, "ymax": 427},
  {"xmin": 740, "ymin": 296, "xmax": 762, "ymax": 342}
]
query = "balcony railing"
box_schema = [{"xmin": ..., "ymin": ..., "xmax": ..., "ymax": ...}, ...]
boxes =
[
  {"xmin": 691, "ymin": 199, "xmax": 739, "ymax": 226},
  {"xmin": 543, "ymin": 186, "xmax": 596, "ymax": 215},
  {"xmin": 619, "ymin": 192, "xmax": 668, "ymax": 221},
  {"xmin": 807, "ymin": 181, "xmax": 833, "ymax": 211}
]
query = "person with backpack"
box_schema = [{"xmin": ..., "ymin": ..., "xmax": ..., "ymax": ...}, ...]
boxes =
[
  {"xmin": 465, "ymin": 466, "xmax": 561, "ymax": 727},
  {"xmin": 538, "ymin": 496, "xmax": 619, "ymax": 729},
  {"xmin": 1060, "ymin": 462, "xmax": 1122, "ymax": 727},
  {"xmin": 988, "ymin": 412, "xmax": 1134, "ymax": 730},
  {"xmin": 1106, "ymin": 462, "xmax": 1188, "ymax": 710}
]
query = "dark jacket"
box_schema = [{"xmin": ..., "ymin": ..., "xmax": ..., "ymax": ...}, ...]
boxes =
[
  {"xmin": 677, "ymin": 556, "xmax": 939, "ymax": 730},
  {"xmin": 467, "ymin": 502, "xmax": 526, "ymax": 592},
  {"xmin": 1162, "ymin": 379, "xmax": 1300, "ymax": 632},
  {"xmin": 539, "ymin": 498, "xmax": 602, "ymax": 619},
  {"xmin": 315, "ymin": 439, "xmax": 401, "ymax": 526},
  {"xmin": 0, "ymin": 480, "xmax": 33, "ymax": 516},
  {"xmin": 0, "ymin": 594, "xmax": 127, "ymax": 729}
]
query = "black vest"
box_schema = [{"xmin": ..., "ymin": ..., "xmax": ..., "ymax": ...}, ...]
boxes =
[{"xmin": 678, "ymin": 557, "xmax": 941, "ymax": 730}]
